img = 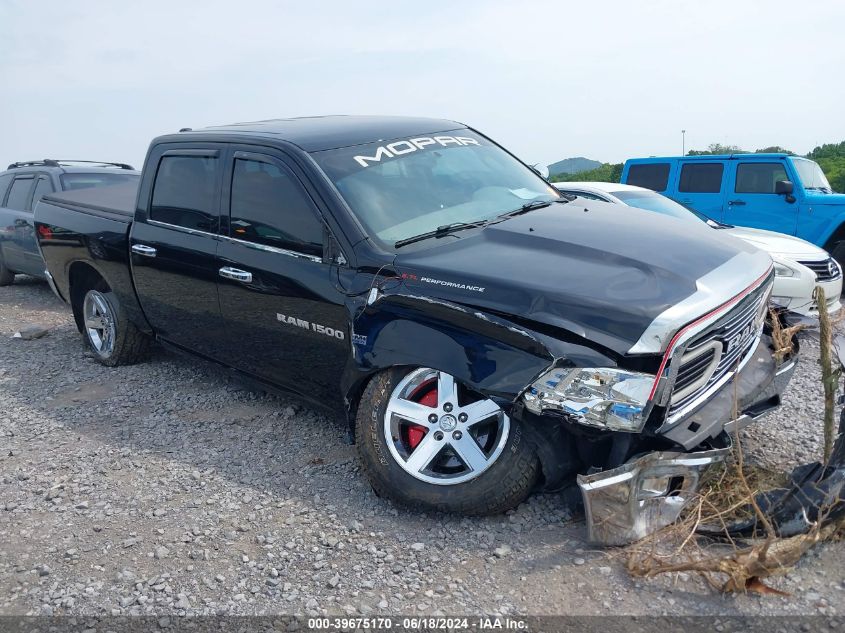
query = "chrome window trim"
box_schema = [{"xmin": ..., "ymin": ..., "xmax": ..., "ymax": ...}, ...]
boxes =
[
  {"xmin": 628, "ymin": 249, "xmax": 774, "ymax": 355},
  {"xmin": 219, "ymin": 235, "xmax": 323, "ymax": 263},
  {"xmin": 147, "ymin": 219, "xmax": 218, "ymax": 239},
  {"xmin": 146, "ymin": 219, "xmax": 324, "ymax": 263}
]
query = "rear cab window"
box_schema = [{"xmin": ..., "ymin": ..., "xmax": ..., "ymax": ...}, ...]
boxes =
[
  {"xmin": 626, "ymin": 163, "xmax": 670, "ymax": 192},
  {"xmin": 61, "ymin": 172, "xmax": 139, "ymax": 191}
]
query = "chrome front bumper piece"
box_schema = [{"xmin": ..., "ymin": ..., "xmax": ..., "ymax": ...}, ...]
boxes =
[
  {"xmin": 577, "ymin": 446, "xmax": 729, "ymax": 546},
  {"xmin": 576, "ymin": 333, "xmax": 799, "ymax": 547}
]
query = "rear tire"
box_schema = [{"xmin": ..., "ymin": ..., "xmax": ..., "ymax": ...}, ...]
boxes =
[
  {"xmin": 81, "ymin": 283, "xmax": 149, "ymax": 366},
  {"xmin": 0, "ymin": 251, "xmax": 15, "ymax": 286},
  {"xmin": 355, "ymin": 367, "xmax": 540, "ymax": 515}
]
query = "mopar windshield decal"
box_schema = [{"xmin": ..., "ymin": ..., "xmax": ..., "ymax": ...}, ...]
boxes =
[
  {"xmin": 353, "ymin": 136, "xmax": 480, "ymax": 168},
  {"xmin": 419, "ymin": 276, "xmax": 485, "ymax": 293}
]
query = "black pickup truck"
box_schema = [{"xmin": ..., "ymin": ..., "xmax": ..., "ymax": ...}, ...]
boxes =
[{"xmin": 35, "ymin": 116, "xmax": 798, "ymax": 544}]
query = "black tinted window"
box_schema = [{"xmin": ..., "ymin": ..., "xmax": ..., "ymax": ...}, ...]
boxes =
[
  {"xmin": 31, "ymin": 177, "xmax": 54, "ymax": 206},
  {"xmin": 0, "ymin": 174, "xmax": 13, "ymax": 203},
  {"xmin": 679, "ymin": 163, "xmax": 723, "ymax": 193},
  {"xmin": 735, "ymin": 163, "xmax": 789, "ymax": 194},
  {"xmin": 6, "ymin": 177, "xmax": 34, "ymax": 209},
  {"xmin": 626, "ymin": 163, "xmax": 670, "ymax": 191},
  {"xmin": 151, "ymin": 156, "xmax": 218, "ymax": 231},
  {"xmin": 230, "ymin": 158, "xmax": 323, "ymax": 256}
]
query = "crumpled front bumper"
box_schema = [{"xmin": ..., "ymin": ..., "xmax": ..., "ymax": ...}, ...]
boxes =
[
  {"xmin": 576, "ymin": 332, "xmax": 799, "ymax": 546},
  {"xmin": 577, "ymin": 444, "xmax": 729, "ymax": 546}
]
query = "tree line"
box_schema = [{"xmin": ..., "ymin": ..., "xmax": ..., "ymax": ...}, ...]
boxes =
[{"xmin": 550, "ymin": 141, "xmax": 845, "ymax": 193}]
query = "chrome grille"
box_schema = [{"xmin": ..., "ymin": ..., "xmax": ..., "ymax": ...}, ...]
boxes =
[
  {"xmin": 797, "ymin": 257, "xmax": 841, "ymax": 283},
  {"xmin": 673, "ymin": 346, "xmax": 717, "ymax": 394},
  {"xmin": 667, "ymin": 281, "xmax": 769, "ymax": 417}
]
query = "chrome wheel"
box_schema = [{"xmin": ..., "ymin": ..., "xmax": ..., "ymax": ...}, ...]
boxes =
[
  {"xmin": 83, "ymin": 290, "xmax": 115, "ymax": 357},
  {"xmin": 384, "ymin": 368, "xmax": 510, "ymax": 485}
]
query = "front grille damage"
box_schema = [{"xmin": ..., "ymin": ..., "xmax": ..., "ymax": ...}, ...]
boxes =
[
  {"xmin": 666, "ymin": 279, "xmax": 770, "ymax": 422},
  {"xmin": 575, "ymin": 274, "xmax": 801, "ymax": 546}
]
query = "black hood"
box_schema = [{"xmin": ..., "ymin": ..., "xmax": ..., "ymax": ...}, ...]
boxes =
[{"xmin": 391, "ymin": 200, "xmax": 769, "ymax": 356}]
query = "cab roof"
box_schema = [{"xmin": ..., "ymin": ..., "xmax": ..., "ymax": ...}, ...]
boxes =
[{"xmin": 181, "ymin": 115, "xmax": 467, "ymax": 152}]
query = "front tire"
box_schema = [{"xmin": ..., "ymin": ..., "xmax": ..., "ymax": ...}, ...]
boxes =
[
  {"xmin": 81, "ymin": 286, "xmax": 149, "ymax": 366},
  {"xmin": 830, "ymin": 241, "xmax": 845, "ymax": 272},
  {"xmin": 355, "ymin": 367, "xmax": 540, "ymax": 515}
]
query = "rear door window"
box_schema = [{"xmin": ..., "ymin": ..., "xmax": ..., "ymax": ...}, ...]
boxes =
[
  {"xmin": 6, "ymin": 177, "xmax": 35, "ymax": 210},
  {"xmin": 735, "ymin": 163, "xmax": 789, "ymax": 193},
  {"xmin": 626, "ymin": 163, "xmax": 670, "ymax": 192},
  {"xmin": 0, "ymin": 174, "xmax": 13, "ymax": 204},
  {"xmin": 31, "ymin": 177, "xmax": 54, "ymax": 207},
  {"xmin": 679, "ymin": 163, "xmax": 724, "ymax": 193},
  {"xmin": 150, "ymin": 155, "xmax": 219, "ymax": 231}
]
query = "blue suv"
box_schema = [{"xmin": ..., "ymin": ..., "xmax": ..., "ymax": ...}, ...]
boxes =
[{"xmin": 621, "ymin": 154, "xmax": 845, "ymax": 266}]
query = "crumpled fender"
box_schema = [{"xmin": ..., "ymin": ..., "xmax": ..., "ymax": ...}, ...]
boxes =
[{"xmin": 341, "ymin": 292, "xmax": 619, "ymax": 406}]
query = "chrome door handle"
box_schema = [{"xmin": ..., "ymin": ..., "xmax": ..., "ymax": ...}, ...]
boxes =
[
  {"xmin": 131, "ymin": 244, "xmax": 157, "ymax": 257},
  {"xmin": 219, "ymin": 266, "xmax": 253, "ymax": 283}
]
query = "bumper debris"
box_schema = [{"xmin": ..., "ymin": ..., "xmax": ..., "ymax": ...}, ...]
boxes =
[{"xmin": 577, "ymin": 445, "xmax": 728, "ymax": 546}]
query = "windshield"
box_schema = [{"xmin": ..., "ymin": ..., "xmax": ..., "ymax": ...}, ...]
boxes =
[
  {"xmin": 61, "ymin": 172, "xmax": 140, "ymax": 191},
  {"xmin": 793, "ymin": 159, "xmax": 832, "ymax": 192},
  {"xmin": 312, "ymin": 130, "xmax": 560, "ymax": 246},
  {"xmin": 610, "ymin": 190, "xmax": 710, "ymax": 222}
]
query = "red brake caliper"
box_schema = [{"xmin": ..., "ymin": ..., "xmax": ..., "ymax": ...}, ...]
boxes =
[{"xmin": 406, "ymin": 382, "xmax": 437, "ymax": 450}]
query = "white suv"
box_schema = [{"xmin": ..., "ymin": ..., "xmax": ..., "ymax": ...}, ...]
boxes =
[{"xmin": 554, "ymin": 182, "xmax": 842, "ymax": 317}]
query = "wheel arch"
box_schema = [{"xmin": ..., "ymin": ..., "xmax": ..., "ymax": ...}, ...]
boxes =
[
  {"xmin": 68, "ymin": 261, "xmax": 108, "ymax": 333},
  {"xmin": 340, "ymin": 295, "xmax": 615, "ymax": 488}
]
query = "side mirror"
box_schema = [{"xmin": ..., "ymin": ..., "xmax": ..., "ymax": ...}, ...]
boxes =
[
  {"xmin": 775, "ymin": 180, "xmax": 794, "ymax": 195},
  {"xmin": 530, "ymin": 164, "xmax": 550, "ymax": 180}
]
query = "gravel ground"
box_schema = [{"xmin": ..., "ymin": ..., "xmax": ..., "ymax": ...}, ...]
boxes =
[{"xmin": 1, "ymin": 277, "xmax": 844, "ymax": 618}]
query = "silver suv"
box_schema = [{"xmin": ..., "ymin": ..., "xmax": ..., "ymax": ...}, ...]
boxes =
[{"xmin": 0, "ymin": 159, "xmax": 139, "ymax": 285}]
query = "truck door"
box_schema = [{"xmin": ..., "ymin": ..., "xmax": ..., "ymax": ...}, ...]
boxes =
[
  {"xmin": 1, "ymin": 174, "xmax": 36, "ymax": 272},
  {"xmin": 215, "ymin": 149, "xmax": 349, "ymax": 406},
  {"xmin": 129, "ymin": 145, "xmax": 225, "ymax": 357},
  {"xmin": 16, "ymin": 175, "xmax": 54, "ymax": 276},
  {"xmin": 673, "ymin": 161, "xmax": 726, "ymax": 222},
  {"xmin": 723, "ymin": 159, "xmax": 799, "ymax": 234}
]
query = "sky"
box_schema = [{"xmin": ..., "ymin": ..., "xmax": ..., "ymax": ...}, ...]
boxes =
[{"xmin": 1, "ymin": 0, "xmax": 844, "ymax": 171}]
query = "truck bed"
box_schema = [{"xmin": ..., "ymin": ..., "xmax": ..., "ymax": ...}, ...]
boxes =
[
  {"xmin": 34, "ymin": 181, "xmax": 149, "ymax": 332},
  {"xmin": 40, "ymin": 181, "xmax": 138, "ymax": 223}
]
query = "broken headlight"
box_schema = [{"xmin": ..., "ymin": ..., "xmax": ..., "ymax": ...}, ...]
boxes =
[{"xmin": 522, "ymin": 367, "xmax": 655, "ymax": 432}]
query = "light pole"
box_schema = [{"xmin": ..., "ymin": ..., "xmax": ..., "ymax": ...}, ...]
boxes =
[{"xmin": 682, "ymin": 130, "xmax": 686, "ymax": 156}]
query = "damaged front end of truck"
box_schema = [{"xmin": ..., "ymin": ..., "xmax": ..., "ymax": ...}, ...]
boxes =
[
  {"xmin": 522, "ymin": 270, "xmax": 799, "ymax": 546},
  {"xmin": 349, "ymin": 254, "xmax": 798, "ymax": 545}
]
